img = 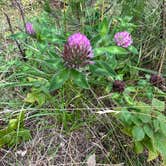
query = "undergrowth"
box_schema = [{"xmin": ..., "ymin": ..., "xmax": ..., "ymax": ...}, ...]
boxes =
[{"xmin": 0, "ymin": 0, "xmax": 165, "ymax": 165}]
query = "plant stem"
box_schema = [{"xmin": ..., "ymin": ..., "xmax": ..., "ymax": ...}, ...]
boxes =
[
  {"xmin": 101, "ymin": 0, "xmax": 105, "ymax": 21},
  {"xmin": 4, "ymin": 12, "xmax": 25, "ymax": 60},
  {"xmin": 64, "ymin": 0, "xmax": 67, "ymax": 34},
  {"xmin": 14, "ymin": 0, "xmax": 26, "ymax": 31}
]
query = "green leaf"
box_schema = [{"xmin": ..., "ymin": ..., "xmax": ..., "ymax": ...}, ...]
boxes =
[
  {"xmin": 107, "ymin": 55, "xmax": 117, "ymax": 69},
  {"xmin": 111, "ymin": 93, "xmax": 120, "ymax": 100},
  {"xmin": 71, "ymin": 70, "xmax": 89, "ymax": 89},
  {"xmin": 153, "ymin": 119, "xmax": 160, "ymax": 132},
  {"xmin": 131, "ymin": 116, "xmax": 142, "ymax": 126},
  {"xmin": 0, "ymin": 129, "xmax": 7, "ymax": 137},
  {"xmin": 132, "ymin": 126, "xmax": 145, "ymax": 141},
  {"xmin": 145, "ymin": 140, "xmax": 159, "ymax": 161},
  {"xmin": 99, "ymin": 17, "xmax": 109, "ymax": 37},
  {"xmin": 125, "ymin": 86, "xmax": 136, "ymax": 93},
  {"xmin": 154, "ymin": 133, "xmax": 166, "ymax": 159},
  {"xmin": 90, "ymin": 61, "xmax": 116, "ymax": 77},
  {"xmin": 143, "ymin": 124, "xmax": 154, "ymax": 138},
  {"xmin": 106, "ymin": 46, "xmax": 129, "ymax": 54},
  {"xmin": 160, "ymin": 121, "xmax": 166, "ymax": 136},
  {"xmin": 95, "ymin": 46, "xmax": 129, "ymax": 55},
  {"xmin": 36, "ymin": 93, "xmax": 46, "ymax": 106},
  {"xmin": 97, "ymin": 61, "xmax": 116, "ymax": 77},
  {"xmin": 17, "ymin": 129, "xmax": 32, "ymax": 141},
  {"xmin": 124, "ymin": 94, "xmax": 134, "ymax": 105},
  {"xmin": 25, "ymin": 90, "xmax": 46, "ymax": 106},
  {"xmin": 10, "ymin": 32, "xmax": 28, "ymax": 40},
  {"xmin": 43, "ymin": 58, "xmax": 62, "ymax": 71},
  {"xmin": 128, "ymin": 46, "xmax": 138, "ymax": 54},
  {"xmin": 18, "ymin": 111, "xmax": 25, "ymax": 124},
  {"xmin": 8, "ymin": 119, "xmax": 18, "ymax": 130},
  {"xmin": 148, "ymin": 149, "xmax": 159, "ymax": 161},
  {"xmin": 152, "ymin": 98, "xmax": 165, "ymax": 112},
  {"xmin": 139, "ymin": 113, "xmax": 151, "ymax": 123},
  {"xmin": 49, "ymin": 68, "xmax": 70, "ymax": 91},
  {"xmin": 154, "ymin": 87, "xmax": 166, "ymax": 96},
  {"xmin": 25, "ymin": 92, "xmax": 36, "ymax": 103},
  {"xmin": 25, "ymin": 50, "xmax": 33, "ymax": 57},
  {"xmin": 136, "ymin": 102, "xmax": 151, "ymax": 113},
  {"xmin": 119, "ymin": 109, "xmax": 132, "ymax": 125},
  {"xmin": 135, "ymin": 102, "xmax": 151, "ymax": 123},
  {"xmin": 134, "ymin": 141, "xmax": 144, "ymax": 154},
  {"xmin": 158, "ymin": 115, "xmax": 166, "ymax": 136}
]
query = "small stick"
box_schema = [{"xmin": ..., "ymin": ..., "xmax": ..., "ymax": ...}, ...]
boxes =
[
  {"xmin": 4, "ymin": 12, "xmax": 25, "ymax": 60},
  {"xmin": 103, "ymin": 3, "xmax": 113, "ymax": 15},
  {"xmin": 158, "ymin": 0, "xmax": 166, "ymax": 75},
  {"xmin": 161, "ymin": 0, "xmax": 166, "ymax": 39},
  {"xmin": 14, "ymin": 0, "xmax": 26, "ymax": 31},
  {"xmin": 158, "ymin": 47, "xmax": 166, "ymax": 75}
]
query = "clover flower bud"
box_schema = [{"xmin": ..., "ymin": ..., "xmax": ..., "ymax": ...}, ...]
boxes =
[
  {"xmin": 25, "ymin": 22, "xmax": 35, "ymax": 35},
  {"xmin": 150, "ymin": 74, "xmax": 164, "ymax": 87},
  {"xmin": 113, "ymin": 80, "xmax": 125, "ymax": 93}
]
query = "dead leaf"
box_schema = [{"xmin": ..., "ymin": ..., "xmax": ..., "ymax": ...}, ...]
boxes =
[
  {"xmin": 16, "ymin": 150, "xmax": 27, "ymax": 157},
  {"xmin": 87, "ymin": 153, "xmax": 96, "ymax": 166}
]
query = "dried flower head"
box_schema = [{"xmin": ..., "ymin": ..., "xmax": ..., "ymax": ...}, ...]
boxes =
[
  {"xmin": 25, "ymin": 22, "xmax": 35, "ymax": 35},
  {"xmin": 63, "ymin": 33, "xmax": 94, "ymax": 69},
  {"xmin": 150, "ymin": 74, "xmax": 164, "ymax": 87},
  {"xmin": 114, "ymin": 31, "xmax": 132, "ymax": 48},
  {"xmin": 113, "ymin": 80, "xmax": 125, "ymax": 93}
]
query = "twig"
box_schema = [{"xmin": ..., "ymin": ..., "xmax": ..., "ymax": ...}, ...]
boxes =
[
  {"xmin": 4, "ymin": 12, "xmax": 25, "ymax": 60},
  {"xmin": 158, "ymin": 47, "xmax": 166, "ymax": 75},
  {"xmin": 158, "ymin": 0, "xmax": 166, "ymax": 75},
  {"xmin": 161, "ymin": 0, "xmax": 166, "ymax": 39},
  {"xmin": 103, "ymin": 3, "xmax": 113, "ymax": 15},
  {"xmin": 14, "ymin": 0, "xmax": 26, "ymax": 31}
]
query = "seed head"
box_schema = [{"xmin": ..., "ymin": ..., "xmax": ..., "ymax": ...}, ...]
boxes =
[
  {"xmin": 150, "ymin": 74, "xmax": 164, "ymax": 87},
  {"xmin": 113, "ymin": 80, "xmax": 125, "ymax": 93}
]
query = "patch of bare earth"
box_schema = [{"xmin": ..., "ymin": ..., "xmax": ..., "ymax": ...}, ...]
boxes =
[{"xmin": 0, "ymin": 117, "xmax": 113, "ymax": 166}]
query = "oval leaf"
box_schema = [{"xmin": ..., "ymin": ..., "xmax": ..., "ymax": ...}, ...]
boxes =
[
  {"xmin": 71, "ymin": 70, "xmax": 89, "ymax": 89},
  {"xmin": 128, "ymin": 46, "xmax": 138, "ymax": 54},
  {"xmin": 50, "ymin": 68, "xmax": 70, "ymax": 91},
  {"xmin": 152, "ymin": 98, "xmax": 165, "ymax": 112},
  {"xmin": 134, "ymin": 141, "xmax": 144, "ymax": 154},
  {"xmin": 132, "ymin": 126, "xmax": 145, "ymax": 141},
  {"xmin": 95, "ymin": 46, "xmax": 129, "ymax": 55},
  {"xmin": 106, "ymin": 46, "xmax": 129, "ymax": 54},
  {"xmin": 143, "ymin": 124, "xmax": 154, "ymax": 138}
]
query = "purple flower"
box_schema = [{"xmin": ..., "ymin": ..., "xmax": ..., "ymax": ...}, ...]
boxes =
[
  {"xmin": 114, "ymin": 31, "xmax": 132, "ymax": 48},
  {"xmin": 25, "ymin": 22, "xmax": 35, "ymax": 35},
  {"xmin": 150, "ymin": 74, "xmax": 164, "ymax": 87},
  {"xmin": 63, "ymin": 33, "xmax": 94, "ymax": 69},
  {"xmin": 113, "ymin": 80, "xmax": 125, "ymax": 93}
]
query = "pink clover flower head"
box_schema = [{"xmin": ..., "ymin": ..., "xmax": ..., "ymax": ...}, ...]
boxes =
[
  {"xmin": 114, "ymin": 31, "xmax": 132, "ymax": 48},
  {"xmin": 63, "ymin": 33, "xmax": 94, "ymax": 69},
  {"xmin": 25, "ymin": 22, "xmax": 35, "ymax": 35}
]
